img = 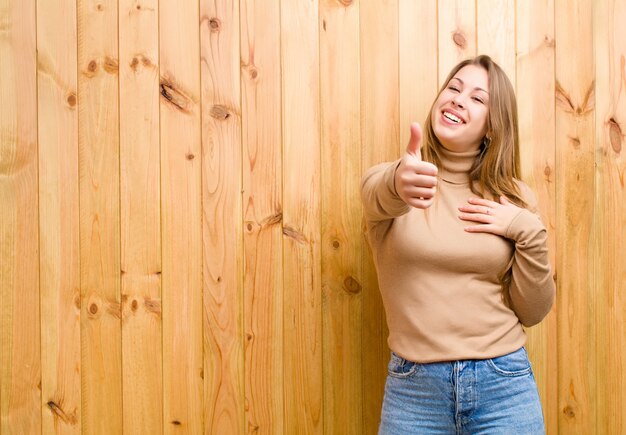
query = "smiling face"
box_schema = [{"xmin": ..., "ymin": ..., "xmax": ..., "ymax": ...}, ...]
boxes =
[{"xmin": 430, "ymin": 65, "xmax": 490, "ymax": 152}]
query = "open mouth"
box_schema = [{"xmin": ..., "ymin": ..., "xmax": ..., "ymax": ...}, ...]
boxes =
[{"xmin": 442, "ymin": 110, "xmax": 464, "ymax": 124}]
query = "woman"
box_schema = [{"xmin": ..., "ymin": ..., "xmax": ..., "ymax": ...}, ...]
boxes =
[{"xmin": 361, "ymin": 55, "xmax": 555, "ymax": 434}]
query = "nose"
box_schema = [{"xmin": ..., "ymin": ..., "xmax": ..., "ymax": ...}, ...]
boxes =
[{"xmin": 452, "ymin": 94, "xmax": 465, "ymax": 108}]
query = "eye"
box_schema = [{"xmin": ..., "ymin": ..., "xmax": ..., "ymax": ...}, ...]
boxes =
[
  {"xmin": 448, "ymin": 85, "xmax": 460, "ymax": 92},
  {"xmin": 472, "ymin": 96, "xmax": 485, "ymax": 104}
]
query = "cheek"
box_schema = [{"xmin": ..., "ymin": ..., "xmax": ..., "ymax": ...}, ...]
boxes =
[{"xmin": 475, "ymin": 108, "xmax": 489, "ymax": 133}]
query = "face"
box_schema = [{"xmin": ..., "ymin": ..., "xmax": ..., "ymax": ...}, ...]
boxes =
[{"xmin": 430, "ymin": 64, "xmax": 490, "ymax": 152}]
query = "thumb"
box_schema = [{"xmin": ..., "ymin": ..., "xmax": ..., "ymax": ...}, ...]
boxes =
[{"xmin": 405, "ymin": 122, "xmax": 422, "ymax": 159}]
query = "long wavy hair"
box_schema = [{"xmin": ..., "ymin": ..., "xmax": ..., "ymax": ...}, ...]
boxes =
[{"xmin": 421, "ymin": 54, "xmax": 526, "ymax": 208}]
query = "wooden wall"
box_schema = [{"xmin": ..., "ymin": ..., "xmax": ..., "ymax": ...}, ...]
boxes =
[{"xmin": 0, "ymin": 0, "xmax": 624, "ymax": 433}]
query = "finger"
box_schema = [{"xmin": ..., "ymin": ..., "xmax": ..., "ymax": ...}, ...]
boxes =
[
  {"xmin": 458, "ymin": 204, "xmax": 493, "ymax": 215},
  {"xmin": 410, "ymin": 161, "xmax": 438, "ymax": 177},
  {"xmin": 405, "ymin": 122, "xmax": 423, "ymax": 160},
  {"xmin": 458, "ymin": 212, "xmax": 492, "ymax": 224},
  {"xmin": 405, "ymin": 187, "xmax": 436, "ymax": 199},
  {"xmin": 407, "ymin": 197, "xmax": 434, "ymax": 209},
  {"xmin": 467, "ymin": 197, "xmax": 499, "ymax": 208},
  {"xmin": 464, "ymin": 224, "xmax": 497, "ymax": 233},
  {"xmin": 400, "ymin": 173, "xmax": 438, "ymax": 188}
]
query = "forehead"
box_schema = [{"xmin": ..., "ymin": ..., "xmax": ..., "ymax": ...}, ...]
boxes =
[{"xmin": 450, "ymin": 64, "xmax": 489, "ymax": 89}]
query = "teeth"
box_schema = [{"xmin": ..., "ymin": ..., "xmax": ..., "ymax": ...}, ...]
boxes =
[{"xmin": 443, "ymin": 111, "xmax": 462, "ymax": 123}]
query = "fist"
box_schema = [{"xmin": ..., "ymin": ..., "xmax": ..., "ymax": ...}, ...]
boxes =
[{"xmin": 394, "ymin": 122, "xmax": 438, "ymax": 209}]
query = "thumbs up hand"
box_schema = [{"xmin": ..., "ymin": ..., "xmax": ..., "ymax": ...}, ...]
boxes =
[{"xmin": 394, "ymin": 122, "xmax": 439, "ymax": 209}]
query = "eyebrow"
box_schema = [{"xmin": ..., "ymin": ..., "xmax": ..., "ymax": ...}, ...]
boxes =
[{"xmin": 450, "ymin": 77, "xmax": 489, "ymax": 94}]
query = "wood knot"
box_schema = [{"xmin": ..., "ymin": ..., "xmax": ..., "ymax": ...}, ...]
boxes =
[
  {"xmin": 130, "ymin": 57, "xmax": 139, "ymax": 71},
  {"xmin": 96, "ymin": 3, "xmax": 103, "ymax": 11},
  {"xmin": 331, "ymin": 240, "xmax": 340, "ymax": 249},
  {"xmin": 338, "ymin": 0, "xmax": 353, "ymax": 6},
  {"xmin": 160, "ymin": 80, "xmax": 193, "ymax": 113},
  {"xmin": 343, "ymin": 276, "xmax": 362, "ymax": 294},
  {"xmin": 87, "ymin": 60, "xmax": 97, "ymax": 73},
  {"xmin": 568, "ymin": 135, "xmax": 581, "ymax": 148},
  {"xmin": 89, "ymin": 303, "xmax": 98, "ymax": 315},
  {"xmin": 186, "ymin": 153, "xmax": 195, "ymax": 160},
  {"xmin": 249, "ymin": 66, "xmax": 258, "ymax": 80},
  {"xmin": 66, "ymin": 93, "xmax": 77, "ymax": 107},
  {"xmin": 103, "ymin": 56, "xmax": 119, "ymax": 74},
  {"xmin": 543, "ymin": 165, "xmax": 552, "ymax": 178},
  {"xmin": 210, "ymin": 105, "xmax": 230, "ymax": 120},
  {"xmin": 131, "ymin": 300, "xmax": 138, "ymax": 311},
  {"xmin": 246, "ymin": 222, "xmax": 254, "ymax": 232},
  {"xmin": 563, "ymin": 406, "xmax": 575, "ymax": 418},
  {"xmin": 171, "ymin": 420, "xmax": 182, "ymax": 426},
  {"xmin": 608, "ymin": 117, "xmax": 623, "ymax": 153},
  {"xmin": 452, "ymin": 31, "xmax": 467, "ymax": 49},
  {"xmin": 136, "ymin": 4, "xmax": 141, "ymax": 10},
  {"xmin": 209, "ymin": 17, "xmax": 221, "ymax": 31},
  {"xmin": 144, "ymin": 298, "xmax": 161, "ymax": 315}
]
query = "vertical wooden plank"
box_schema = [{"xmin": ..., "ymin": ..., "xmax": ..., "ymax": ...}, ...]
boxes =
[
  {"xmin": 594, "ymin": 0, "xmax": 626, "ymax": 433},
  {"xmin": 200, "ymin": 1, "xmax": 244, "ymax": 433},
  {"xmin": 320, "ymin": 1, "xmax": 362, "ymax": 434},
  {"xmin": 281, "ymin": 0, "xmax": 322, "ymax": 433},
  {"xmin": 0, "ymin": 0, "xmax": 41, "ymax": 432},
  {"xmin": 438, "ymin": 0, "xmax": 476, "ymax": 87},
  {"xmin": 77, "ymin": 0, "xmax": 122, "ymax": 432},
  {"xmin": 555, "ymin": 0, "xmax": 595, "ymax": 432},
  {"xmin": 241, "ymin": 0, "xmax": 285, "ymax": 433},
  {"xmin": 476, "ymin": 0, "xmax": 516, "ymax": 82},
  {"xmin": 160, "ymin": 0, "xmax": 203, "ymax": 432},
  {"xmin": 399, "ymin": 0, "xmax": 438, "ymax": 148},
  {"xmin": 118, "ymin": 0, "xmax": 162, "ymax": 433},
  {"xmin": 516, "ymin": 1, "xmax": 557, "ymax": 433},
  {"xmin": 37, "ymin": 0, "xmax": 81, "ymax": 431},
  {"xmin": 360, "ymin": 1, "xmax": 398, "ymax": 433}
]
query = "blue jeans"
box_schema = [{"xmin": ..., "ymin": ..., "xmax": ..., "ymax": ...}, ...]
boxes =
[{"xmin": 379, "ymin": 347, "xmax": 545, "ymax": 434}]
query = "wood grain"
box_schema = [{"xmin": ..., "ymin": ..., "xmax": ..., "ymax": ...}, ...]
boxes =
[
  {"xmin": 477, "ymin": 0, "xmax": 516, "ymax": 82},
  {"xmin": 281, "ymin": 0, "xmax": 323, "ymax": 433},
  {"xmin": 594, "ymin": 0, "xmax": 625, "ymax": 433},
  {"xmin": 241, "ymin": 0, "xmax": 285, "ymax": 433},
  {"xmin": 37, "ymin": 0, "xmax": 81, "ymax": 432},
  {"xmin": 119, "ymin": 0, "xmax": 162, "ymax": 432},
  {"xmin": 399, "ymin": 0, "xmax": 438, "ymax": 148},
  {"xmin": 200, "ymin": 0, "xmax": 244, "ymax": 433},
  {"xmin": 77, "ymin": 0, "xmax": 122, "ymax": 432},
  {"xmin": 320, "ymin": 1, "xmax": 362, "ymax": 434},
  {"xmin": 438, "ymin": 0, "xmax": 477, "ymax": 87},
  {"xmin": 516, "ymin": 1, "xmax": 558, "ymax": 433},
  {"xmin": 555, "ymin": 0, "xmax": 596, "ymax": 432},
  {"xmin": 0, "ymin": 0, "xmax": 41, "ymax": 432},
  {"xmin": 360, "ymin": 1, "xmax": 399, "ymax": 432},
  {"xmin": 160, "ymin": 0, "xmax": 203, "ymax": 432}
]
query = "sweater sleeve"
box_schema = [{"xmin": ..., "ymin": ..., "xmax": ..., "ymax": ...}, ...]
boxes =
[
  {"xmin": 360, "ymin": 159, "xmax": 410, "ymax": 224},
  {"xmin": 504, "ymin": 183, "xmax": 556, "ymax": 327}
]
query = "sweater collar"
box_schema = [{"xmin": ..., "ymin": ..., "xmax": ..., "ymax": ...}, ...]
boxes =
[{"xmin": 438, "ymin": 146, "xmax": 480, "ymax": 185}]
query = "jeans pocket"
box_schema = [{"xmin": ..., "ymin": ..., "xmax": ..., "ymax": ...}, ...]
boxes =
[
  {"xmin": 487, "ymin": 347, "xmax": 532, "ymax": 377},
  {"xmin": 387, "ymin": 351, "xmax": 420, "ymax": 379}
]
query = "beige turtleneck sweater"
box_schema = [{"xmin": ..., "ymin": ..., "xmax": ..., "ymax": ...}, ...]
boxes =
[{"xmin": 361, "ymin": 147, "xmax": 555, "ymax": 363}]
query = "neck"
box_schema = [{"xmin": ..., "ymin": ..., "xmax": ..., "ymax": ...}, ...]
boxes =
[{"xmin": 438, "ymin": 146, "xmax": 480, "ymax": 184}]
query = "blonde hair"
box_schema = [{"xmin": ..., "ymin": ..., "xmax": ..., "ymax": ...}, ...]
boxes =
[{"xmin": 421, "ymin": 55, "xmax": 526, "ymax": 208}]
